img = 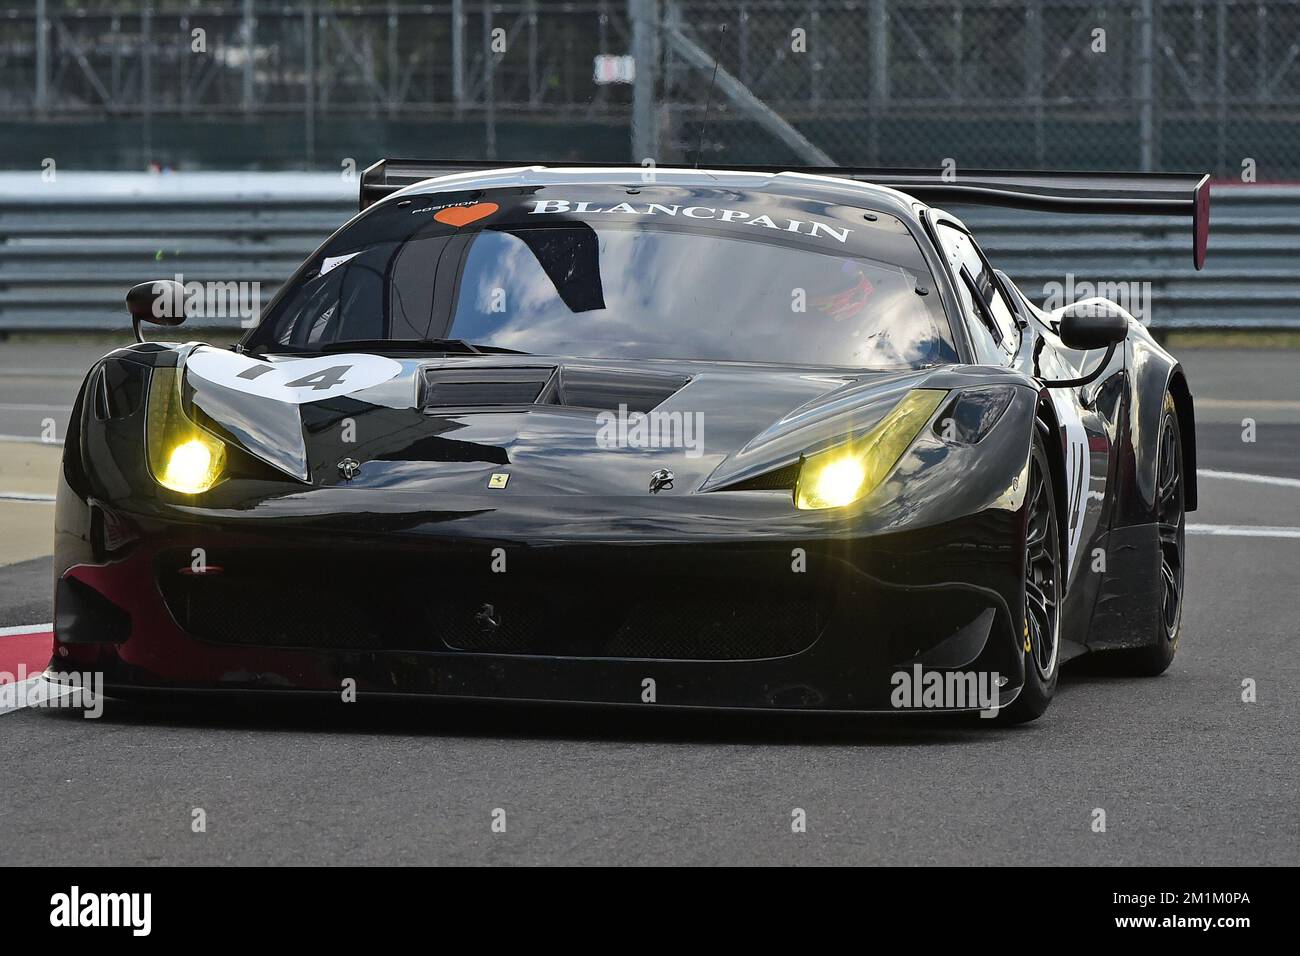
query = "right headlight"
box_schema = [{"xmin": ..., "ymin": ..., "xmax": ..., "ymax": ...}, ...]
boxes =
[
  {"xmin": 795, "ymin": 388, "xmax": 946, "ymax": 510},
  {"xmin": 145, "ymin": 367, "xmax": 227, "ymax": 494}
]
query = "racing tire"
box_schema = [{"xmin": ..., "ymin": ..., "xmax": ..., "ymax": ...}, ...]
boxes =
[
  {"xmin": 1099, "ymin": 391, "xmax": 1185, "ymax": 677},
  {"xmin": 997, "ymin": 428, "xmax": 1062, "ymax": 724}
]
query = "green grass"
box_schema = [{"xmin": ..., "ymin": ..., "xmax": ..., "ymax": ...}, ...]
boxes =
[{"xmin": 1162, "ymin": 330, "xmax": 1300, "ymax": 350}]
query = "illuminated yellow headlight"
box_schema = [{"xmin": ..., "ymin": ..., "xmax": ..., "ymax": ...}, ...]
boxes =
[
  {"xmin": 146, "ymin": 367, "xmax": 227, "ymax": 494},
  {"xmin": 159, "ymin": 436, "xmax": 225, "ymax": 494},
  {"xmin": 795, "ymin": 389, "xmax": 946, "ymax": 510},
  {"xmin": 800, "ymin": 454, "xmax": 868, "ymax": 509}
]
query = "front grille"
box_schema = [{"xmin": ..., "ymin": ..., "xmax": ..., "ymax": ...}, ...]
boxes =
[
  {"xmin": 160, "ymin": 572, "xmax": 403, "ymax": 651},
  {"xmin": 438, "ymin": 595, "xmax": 826, "ymax": 659},
  {"xmin": 157, "ymin": 552, "xmax": 830, "ymax": 661}
]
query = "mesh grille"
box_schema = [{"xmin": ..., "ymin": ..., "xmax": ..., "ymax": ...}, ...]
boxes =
[
  {"xmin": 726, "ymin": 461, "xmax": 801, "ymax": 492},
  {"xmin": 161, "ymin": 573, "xmax": 411, "ymax": 650},
  {"xmin": 440, "ymin": 595, "xmax": 825, "ymax": 660},
  {"xmin": 606, "ymin": 598, "xmax": 825, "ymax": 659}
]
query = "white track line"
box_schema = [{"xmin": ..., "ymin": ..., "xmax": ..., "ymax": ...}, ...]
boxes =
[
  {"xmin": 0, "ymin": 675, "xmax": 49, "ymax": 716},
  {"xmin": 1195, "ymin": 398, "xmax": 1300, "ymax": 410},
  {"xmin": 0, "ymin": 675, "xmax": 80, "ymax": 717},
  {"xmin": 0, "ymin": 403, "xmax": 72, "ymax": 412},
  {"xmin": 1188, "ymin": 524, "xmax": 1300, "ymax": 539},
  {"xmin": 0, "ymin": 369, "xmax": 85, "ymax": 377},
  {"xmin": 0, "ymin": 623, "xmax": 52, "ymax": 637},
  {"xmin": 0, "ymin": 625, "xmax": 55, "ymax": 718},
  {"xmin": 0, "ymin": 491, "xmax": 56, "ymax": 502},
  {"xmin": 0, "ymin": 435, "xmax": 62, "ymax": 445},
  {"xmin": 1198, "ymin": 469, "xmax": 1300, "ymax": 489}
]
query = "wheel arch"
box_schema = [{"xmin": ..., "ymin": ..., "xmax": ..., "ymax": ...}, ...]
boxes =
[
  {"xmin": 1167, "ymin": 367, "xmax": 1198, "ymax": 512},
  {"xmin": 1033, "ymin": 392, "xmax": 1072, "ymax": 584},
  {"xmin": 1117, "ymin": 331, "xmax": 1196, "ymax": 524}
]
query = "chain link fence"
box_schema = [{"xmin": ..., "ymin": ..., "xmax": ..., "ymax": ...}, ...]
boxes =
[
  {"xmin": 0, "ymin": 0, "xmax": 1297, "ymax": 176},
  {"xmin": 662, "ymin": 0, "xmax": 1300, "ymax": 176}
]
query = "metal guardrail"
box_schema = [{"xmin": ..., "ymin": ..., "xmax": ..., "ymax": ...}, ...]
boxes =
[
  {"xmin": 958, "ymin": 186, "xmax": 1300, "ymax": 329},
  {"xmin": 0, "ymin": 180, "xmax": 1295, "ymax": 333},
  {"xmin": 0, "ymin": 172, "xmax": 349, "ymax": 332}
]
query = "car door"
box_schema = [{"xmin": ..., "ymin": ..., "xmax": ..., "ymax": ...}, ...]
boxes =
[
  {"xmin": 932, "ymin": 214, "xmax": 1116, "ymax": 592},
  {"xmin": 1025, "ymin": 289, "xmax": 1125, "ymax": 600},
  {"xmin": 1003, "ymin": 273, "xmax": 1125, "ymax": 614}
]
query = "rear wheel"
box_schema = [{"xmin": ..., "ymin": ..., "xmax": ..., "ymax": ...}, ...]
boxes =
[
  {"xmin": 1103, "ymin": 392, "xmax": 1185, "ymax": 676},
  {"xmin": 998, "ymin": 430, "xmax": 1061, "ymax": 724}
]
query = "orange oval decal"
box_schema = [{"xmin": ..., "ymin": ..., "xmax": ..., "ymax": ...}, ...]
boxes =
[{"xmin": 433, "ymin": 202, "xmax": 499, "ymax": 227}]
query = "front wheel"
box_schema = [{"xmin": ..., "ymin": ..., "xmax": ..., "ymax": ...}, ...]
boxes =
[{"xmin": 997, "ymin": 429, "xmax": 1062, "ymax": 724}]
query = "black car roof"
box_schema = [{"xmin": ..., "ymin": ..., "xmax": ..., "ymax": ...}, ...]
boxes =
[{"xmin": 387, "ymin": 165, "xmax": 928, "ymax": 226}]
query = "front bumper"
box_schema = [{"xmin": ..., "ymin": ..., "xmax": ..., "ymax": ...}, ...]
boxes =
[
  {"xmin": 52, "ymin": 500, "xmax": 1027, "ymax": 715},
  {"xmin": 54, "ymin": 378, "xmax": 1037, "ymax": 714}
]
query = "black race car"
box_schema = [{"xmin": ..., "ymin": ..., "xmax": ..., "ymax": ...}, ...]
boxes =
[{"xmin": 52, "ymin": 161, "xmax": 1207, "ymax": 722}]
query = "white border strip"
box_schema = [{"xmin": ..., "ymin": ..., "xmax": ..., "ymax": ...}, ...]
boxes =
[
  {"xmin": 1188, "ymin": 524, "xmax": 1300, "ymax": 539},
  {"xmin": 1198, "ymin": 469, "xmax": 1300, "ymax": 489},
  {"xmin": 0, "ymin": 435, "xmax": 62, "ymax": 445},
  {"xmin": 1195, "ymin": 398, "xmax": 1300, "ymax": 410},
  {"xmin": 0, "ymin": 369, "xmax": 85, "ymax": 377},
  {"xmin": 0, "ymin": 675, "xmax": 48, "ymax": 716},
  {"xmin": 0, "ymin": 491, "xmax": 55, "ymax": 502},
  {"xmin": 0, "ymin": 674, "xmax": 80, "ymax": 717},
  {"xmin": 0, "ymin": 623, "xmax": 52, "ymax": 637}
]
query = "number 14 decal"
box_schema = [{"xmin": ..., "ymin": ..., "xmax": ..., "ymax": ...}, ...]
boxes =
[
  {"xmin": 187, "ymin": 348, "xmax": 403, "ymax": 405},
  {"xmin": 239, "ymin": 363, "xmax": 352, "ymax": 391}
]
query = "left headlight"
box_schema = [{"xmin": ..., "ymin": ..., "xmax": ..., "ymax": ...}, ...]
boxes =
[
  {"xmin": 795, "ymin": 388, "xmax": 946, "ymax": 510},
  {"xmin": 145, "ymin": 367, "xmax": 227, "ymax": 494}
]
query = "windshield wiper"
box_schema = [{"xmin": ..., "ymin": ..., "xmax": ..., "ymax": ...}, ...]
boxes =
[{"xmin": 297, "ymin": 339, "xmax": 527, "ymax": 355}]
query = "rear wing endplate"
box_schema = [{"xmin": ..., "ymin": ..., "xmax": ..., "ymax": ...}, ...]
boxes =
[{"xmin": 360, "ymin": 160, "xmax": 1211, "ymax": 269}]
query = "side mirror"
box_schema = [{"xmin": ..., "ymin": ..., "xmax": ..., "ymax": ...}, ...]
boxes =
[
  {"xmin": 1042, "ymin": 299, "xmax": 1129, "ymax": 388},
  {"xmin": 1057, "ymin": 299, "xmax": 1129, "ymax": 350},
  {"xmin": 126, "ymin": 280, "xmax": 187, "ymax": 342}
]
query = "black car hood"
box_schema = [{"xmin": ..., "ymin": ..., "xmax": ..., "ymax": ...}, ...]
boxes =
[{"xmin": 183, "ymin": 347, "xmax": 938, "ymax": 495}]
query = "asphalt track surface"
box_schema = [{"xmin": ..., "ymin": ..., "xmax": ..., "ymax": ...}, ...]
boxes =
[{"xmin": 0, "ymin": 344, "xmax": 1296, "ymax": 865}]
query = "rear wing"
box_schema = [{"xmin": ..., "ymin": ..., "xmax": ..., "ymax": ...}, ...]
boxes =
[{"xmin": 359, "ymin": 160, "xmax": 1211, "ymax": 269}]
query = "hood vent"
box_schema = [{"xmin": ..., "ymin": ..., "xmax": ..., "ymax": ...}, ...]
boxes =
[
  {"xmin": 556, "ymin": 366, "xmax": 692, "ymax": 414},
  {"xmin": 422, "ymin": 366, "xmax": 556, "ymax": 408},
  {"xmin": 421, "ymin": 364, "xmax": 692, "ymax": 413},
  {"xmin": 724, "ymin": 460, "xmax": 801, "ymax": 492}
]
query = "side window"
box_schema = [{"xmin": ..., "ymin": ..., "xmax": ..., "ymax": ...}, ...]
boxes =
[
  {"xmin": 935, "ymin": 222, "xmax": 1018, "ymax": 364},
  {"xmin": 269, "ymin": 242, "xmax": 397, "ymax": 346}
]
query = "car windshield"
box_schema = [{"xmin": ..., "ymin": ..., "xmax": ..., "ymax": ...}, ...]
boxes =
[{"xmin": 244, "ymin": 188, "xmax": 958, "ymax": 370}]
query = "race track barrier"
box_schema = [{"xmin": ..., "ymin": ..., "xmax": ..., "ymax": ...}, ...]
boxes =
[{"xmin": 0, "ymin": 174, "xmax": 1296, "ymax": 333}]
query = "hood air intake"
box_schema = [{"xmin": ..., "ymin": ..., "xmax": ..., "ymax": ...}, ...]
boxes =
[{"xmin": 421, "ymin": 365, "xmax": 691, "ymax": 412}]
